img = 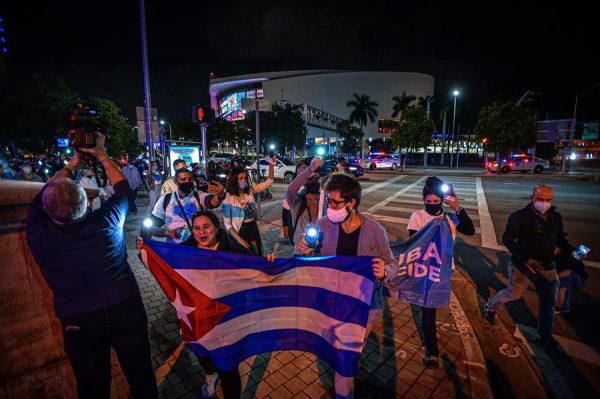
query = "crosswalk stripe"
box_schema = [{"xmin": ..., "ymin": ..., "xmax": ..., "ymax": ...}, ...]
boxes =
[
  {"xmin": 367, "ymin": 177, "xmax": 428, "ymax": 213},
  {"xmin": 385, "ymin": 197, "xmax": 479, "ymax": 210},
  {"xmin": 377, "ymin": 205, "xmax": 481, "ymax": 220},
  {"xmin": 476, "ymin": 177, "xmax": 507, "ymax": 251},
  {"xmin": 362, "ymin": 175, "xmax": 408, "ymax": 195}
]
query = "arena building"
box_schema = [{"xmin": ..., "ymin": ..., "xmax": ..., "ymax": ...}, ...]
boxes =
[{"xmin": 209, "ymin": 70, "xmax": 434, "ymax": 153}]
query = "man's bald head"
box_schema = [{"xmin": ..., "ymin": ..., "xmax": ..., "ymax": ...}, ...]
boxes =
[{"xmin": 532, "ymin": 184, "xmax": 554, "ymax": 202}]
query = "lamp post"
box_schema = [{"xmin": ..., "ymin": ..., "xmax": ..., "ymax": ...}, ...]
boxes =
[
  {"xmin": 160, "ymin": 120, "xmax": 172, "ymax": 140},
  {"xmin": 450, "ymin": 90, "xmax": 459, "ymax": 167}
]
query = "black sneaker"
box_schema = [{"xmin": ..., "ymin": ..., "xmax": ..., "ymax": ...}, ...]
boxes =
[
  {"xmin": 422, "ymin": 355, "xmax": 439, "ymax": 367},
  {"xmin": 483, "ymin": 302, "xmax": 496, "ymax": 325},
  {"xmin": 536, "ymin": 338, "xmax": 568, "ymax": 359}
]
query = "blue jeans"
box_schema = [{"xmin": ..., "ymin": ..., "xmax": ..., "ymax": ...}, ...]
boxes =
[
  {"xmin": 489, "ymin": 262, "xmax": 559, "ymax": 342},
  {"xmin": 60, "ymin": 294, "xmax": 158, "ymax": 399}
]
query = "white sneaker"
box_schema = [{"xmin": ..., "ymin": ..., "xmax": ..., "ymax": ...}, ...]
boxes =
[{"xmin": 201, "ymin": 373, "xmax": 219, "ymax": 398}]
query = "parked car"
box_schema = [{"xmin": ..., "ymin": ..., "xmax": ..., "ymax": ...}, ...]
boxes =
[
  {"xmin": 363, "ymin": 153, "xmax": 401, "ymax": 170},
  {"xmin": 487, "ymin": 156, "xmax": 550, "ymax": 174},
  {"xmin": 249, "ymin": 157, "xmax": 298, "ymax": 183},
  {"xmin": 302, "ymin": 155, "xmax": 364, "ymax": 178}
]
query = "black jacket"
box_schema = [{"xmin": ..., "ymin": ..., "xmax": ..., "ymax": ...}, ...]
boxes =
[
  {"xmin": 502, "ymin": 204, "xmax": 574, "ymax": 271},
  {"xmin": 181, "ymin": 228, "xmax": 251, "ymax": 255}
]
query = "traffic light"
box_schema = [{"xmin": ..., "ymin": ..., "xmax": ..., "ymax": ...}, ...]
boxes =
[{"xmin": 192, "ymin": 105, "xmax": 215, "ymax": 125}]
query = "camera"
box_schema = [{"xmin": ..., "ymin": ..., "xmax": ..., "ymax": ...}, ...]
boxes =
[
  {"xmin": 305, "ymin": 224, "xmax": 320, "ymax": 249},
  {"xmin": 67, "ymin": 103, "xmax": 104, "ymax": 150}
]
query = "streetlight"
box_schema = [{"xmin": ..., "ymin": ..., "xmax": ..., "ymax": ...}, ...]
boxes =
[
  {"xmin": 450, "ymin": 90, "xmax": 459, "ymax": 167},
  {"xmin": 160, "ymin": 120, "xmax": 172, "ymax": 140}
]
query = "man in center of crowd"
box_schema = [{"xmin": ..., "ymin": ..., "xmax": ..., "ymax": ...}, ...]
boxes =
[
  {"xmin": 297, "ymin": 172, "xmax": 397, "ymax": 399},
  {"xmin": 149, "ymin": 168, "xmax": 225, "ymax": 243}
]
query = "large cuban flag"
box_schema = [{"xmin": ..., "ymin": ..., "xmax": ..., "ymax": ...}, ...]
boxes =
[
  {"xmin": 388, "ymin": 219, "xmax": 454, "ymax": 308},
  {"xmin": 141, "ymin": 241, "xmax": 375, "ymax": 377}
]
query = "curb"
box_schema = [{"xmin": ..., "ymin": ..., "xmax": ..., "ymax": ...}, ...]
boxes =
[{"xmin": 449, "ymin": 274, "xmax": 494, "ymax": 399}]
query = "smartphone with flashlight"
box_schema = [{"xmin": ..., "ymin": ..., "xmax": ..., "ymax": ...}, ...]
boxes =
[
  {"xmin": 305, "ymin": 224, "xmax": 320, "ymax": 249},
  {"xmin": 441, "ymin": 183, "xmax": 455, "ymax": 197}
]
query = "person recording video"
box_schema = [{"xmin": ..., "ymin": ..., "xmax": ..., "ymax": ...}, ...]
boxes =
[{"xmin": 26, "ymin": 132, "xmax": 158, "ymax": 398}]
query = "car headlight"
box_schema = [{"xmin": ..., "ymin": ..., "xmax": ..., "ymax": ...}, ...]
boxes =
[{"xmin": 349, "ymin": 166, "xmax": 357, "ymax": 170}]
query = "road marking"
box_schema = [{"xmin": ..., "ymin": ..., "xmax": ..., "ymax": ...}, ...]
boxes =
[
  {"xmin": 362, "ymin": 174, "xmax": 408, "ymax": 195},
  {"xmin": 363, "ymin": 213, "xmax": 409, "ymax": 225},
  {"xmin": 367, "ymin": 176, "xmax": 427, "ymax": 213},
  {"xmin": 155, "ymin": 342, "xmax": 185, "ymax": 388},
  {"xmin": 476, "ymin": 177, "xmax": 507, "ymax": 251},
  {"xmin": 382, "ymin": 197, "xmax": 479, "ymax": 210},
  {"xmin": 397, "ymin": 192, "xmax": 478, "ymax": 202}
]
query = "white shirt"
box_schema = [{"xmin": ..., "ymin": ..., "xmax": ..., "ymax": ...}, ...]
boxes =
[
  {"xmin": 152, "ymin": 191, "xmax": 211, "ymax": 243},
  {"xmin": 408, "ymin": 209, "xmax": 457, "ymax": 269}
]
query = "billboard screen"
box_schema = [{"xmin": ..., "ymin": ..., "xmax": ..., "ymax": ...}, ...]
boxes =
[{"xmin": 169, "ymin": 146, "xmax": 200, "ymax": 175}]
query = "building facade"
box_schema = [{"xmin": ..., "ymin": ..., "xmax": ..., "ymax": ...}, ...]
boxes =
[{"xmin": 209, "ymin": 70, "xmax": 434, "ymax": 153}]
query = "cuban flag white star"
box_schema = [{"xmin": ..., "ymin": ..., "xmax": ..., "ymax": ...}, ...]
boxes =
[{"xmin": 171, "ymin": 289, "xmax": 196, "ymax": 330}]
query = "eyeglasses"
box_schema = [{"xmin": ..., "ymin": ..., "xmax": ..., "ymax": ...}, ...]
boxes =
[{"xmin": 325, "ymin": 197, "xmax": 347, "ymax": 209}]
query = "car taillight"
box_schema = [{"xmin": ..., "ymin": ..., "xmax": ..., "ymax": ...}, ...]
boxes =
[{"xmin": 509, "ymin": 162, "xmax": 514, "ymax": 167}]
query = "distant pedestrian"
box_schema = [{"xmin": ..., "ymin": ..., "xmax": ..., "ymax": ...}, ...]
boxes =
[
  {"xmin": 121, "ymin": 157, "xmax": 142, "ymax": 215},
  {"xmin": 146, "ymin": 160, "xmax": 164, "ymax": 216}
]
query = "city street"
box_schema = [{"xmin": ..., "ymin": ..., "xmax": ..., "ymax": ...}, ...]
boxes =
[{"xmin": 124, "ymin": 168, "xmax": 600, "ymax": 398}]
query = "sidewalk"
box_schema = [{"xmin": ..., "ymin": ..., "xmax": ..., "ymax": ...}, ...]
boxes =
[{"xmin": 126, "ymin": 205, "xmax": 493, "ymax": 398}]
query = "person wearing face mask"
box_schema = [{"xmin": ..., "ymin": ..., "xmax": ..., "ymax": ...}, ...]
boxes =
[
  {"xmin": 406, "ymin": 177, "xmax": 475, "ymax": 367},
  {"xmin": 484, "ymin": 184, "xmax": 574, "ymax": 356},
  {"xmin": 284, "ymin": 157, "xmax": 324, "ymax": 246},
  {"xmin": 222, "ymin": 159, "xmax": 275, "ymax": 256},
  {"xmin": 148, "ymin": 169, "xmax": 225, "ymax": 244},
  {"xmin": 146, "ymin": 160, "xmax": 164, "ymax": 216},
  {"xmin": 78, "ymin": 168, "xmax": 107, "ymax": 210},
  {"xmin": 296, "ymin": 173, "xmax": 397, "ymax": 399},
  {"xmin": 1, "ymin": 160, "xmax": 17, "ymax": 179},
  {"xmin": 17, "ymin": 163, "xmax": 44, "ymax": 182},
  {"xmin": 120, "ymin": 157, "xmax": 142, "ymax": 215}
]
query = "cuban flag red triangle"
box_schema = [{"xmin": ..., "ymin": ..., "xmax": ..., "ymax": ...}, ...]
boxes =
[{"xmin": 143, "ymin": 244, "xmax": 231, "ymax": 341}]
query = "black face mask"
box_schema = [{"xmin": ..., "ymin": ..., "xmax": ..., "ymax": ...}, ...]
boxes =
[
  {"xmin": 425, "ymin": 203, "xmax": 442, "ymax": 215},
  {"xmin": 178, "ymin": 182, "xmax": 194, "ymax": 195}
]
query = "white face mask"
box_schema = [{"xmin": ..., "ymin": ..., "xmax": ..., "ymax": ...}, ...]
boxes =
[
  {"xmin": 327, "ymin": 205, "xmax": 351, "ymax": 224},
  {"xmin": 22, "ymin": 166, "xmax": 32, "ymax": 174},
  {"xmin": 533, "ymin": 201, "xmax": 552, "ymax": 214},
  {"xmin": 238, "ymin": 181, "xmax": 246, "ymax": 190}
]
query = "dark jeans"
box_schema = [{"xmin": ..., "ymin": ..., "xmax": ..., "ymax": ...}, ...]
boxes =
[
  {"xmin": 197, "ymin": 357, "xmax": 241, "ymax": 399},
  {"xmin": 239, "ymin": 220, "xmax": 263, "ymax": 256},
  {"xmin": 489, "ymin": 262, "xmax": 559, "ymax": 342},
  {"xmin": 418, "ymin": 306, "xmax": 438, "ymax": 356},
  {"xmin": 60, "ymin": 294, "xmax": 158, "ymax": 399},
  {"xmin": 129, "ymin": 187, "xmax": 139, "ymax": 213}
]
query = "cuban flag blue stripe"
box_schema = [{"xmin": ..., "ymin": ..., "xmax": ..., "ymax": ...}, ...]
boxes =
[
  {"xmin": 147, "ymin": 240, "xmax": 374, "ymax": 279},
  {"xmin": 217, "ymin": 285, "xmax": 371, "ymax": 326},
  {"xmin": 188, "ymin": 329, "xmax": 362, "ymax": 377}
]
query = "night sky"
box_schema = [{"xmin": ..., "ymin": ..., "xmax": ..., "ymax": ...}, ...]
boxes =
[{"xmin": 2, "ymin": 1, "xmax": 599, "ymax": 127}]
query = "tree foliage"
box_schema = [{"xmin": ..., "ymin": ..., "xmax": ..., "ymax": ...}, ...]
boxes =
[
  {"xmin": 391, "ymin": 105, "xmax": 435, "ymax": 157},
  {"xmin": 474, "ymin": 101, "xmax": 538, "ymax": 155},
  {"xmin": 241, "ymin": 103, "xmax": 307, "ymax": 153},
  {"xmin": 336, "ymin": 120, "xmax": 363, "ymax": 155},
  {"xmin": 347, "ymin": 93, "xmax": 379, "ymax": 129},
  {"xmin": 391, "ymin": 91, "xmax": 416, "ymax": 118},
  {"xmin": 0, "ymin": 76, "xmax": 80, "ymax": 151},
  {"xmin": 88, "ymin": 97, "xmax": 142, "ymax": 158}
]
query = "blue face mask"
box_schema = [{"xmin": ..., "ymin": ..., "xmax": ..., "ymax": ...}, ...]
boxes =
[{"xmin": 152, "ymin": 165, "xmax": 159, "ymax": 171}]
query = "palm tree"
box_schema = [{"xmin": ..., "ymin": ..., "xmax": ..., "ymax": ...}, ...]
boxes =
[
  {"xmin": 417, "ymin": 95, "xmax": 434, "ymax": 116},
  {"xmin": 346, "ymin": 94, "xmax": 379, "ymax": 158},
  {"xmin": 391, "ymin": 91, "xmax": 416, "ymax": 119}
]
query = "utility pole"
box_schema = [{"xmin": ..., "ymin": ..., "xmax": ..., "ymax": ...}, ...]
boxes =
[{"xmin": 139, "ymin": 0, "xmax": 153, "ymax": 161}]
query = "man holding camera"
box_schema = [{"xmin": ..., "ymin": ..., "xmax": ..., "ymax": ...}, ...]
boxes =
[
  {"xmin": 484, "ymin": 184, "xmax": 574, "ymax": 355},
  {"xmin": 26, "ymin": 133, "xmax": 158, "ymax": 398}
]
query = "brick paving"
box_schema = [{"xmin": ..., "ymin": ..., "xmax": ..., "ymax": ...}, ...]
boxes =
[{"xmin": 125, "ymin": 194, "xmax": 487, "ymax": 398}]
